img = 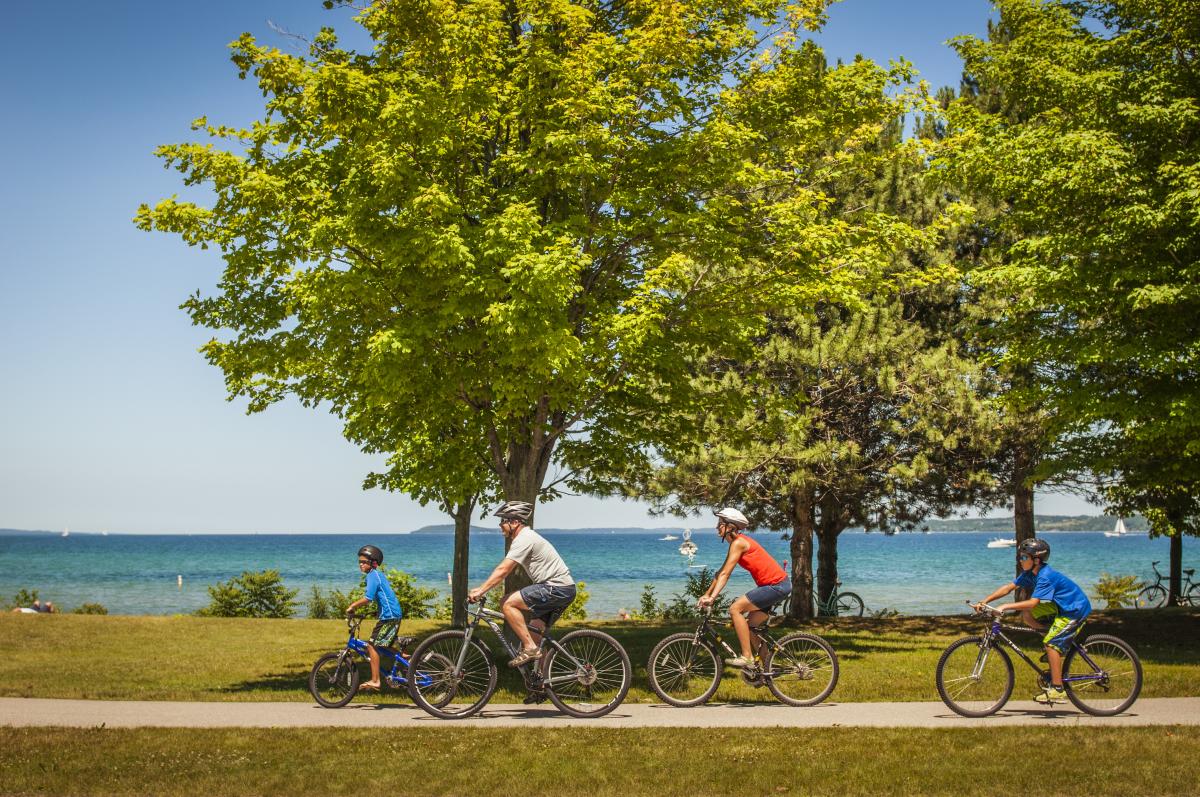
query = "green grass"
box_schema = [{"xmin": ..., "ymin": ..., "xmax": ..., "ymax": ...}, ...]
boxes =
[
  {"xmin": 1, "ymin": 608, "xmax": 1197, "ymax": 704},
  {"xmin": 0, "ymin": 726, "xmax": 1196, "ymax": 796}
]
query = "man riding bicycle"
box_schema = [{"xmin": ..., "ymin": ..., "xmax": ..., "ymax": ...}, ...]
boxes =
[
  {"xmin": 467, "ymin": 501, "xmax": 576, "ymax": 668},
  {"xmin": 697, "ymin": 507, "xmax": 791, "ymax": 669}
]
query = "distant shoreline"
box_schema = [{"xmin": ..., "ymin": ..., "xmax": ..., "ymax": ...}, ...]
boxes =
[{"xmin": 1, "ymin": 514, "xmax": 1148, "ymax": 537}]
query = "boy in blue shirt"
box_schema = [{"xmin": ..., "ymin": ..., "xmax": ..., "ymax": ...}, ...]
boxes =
[
  {"xmin": 345, "ymin": 544, "xmax": 403, "ymax": 691},
  {"xmin": 975, "ymin": 537, "xmax": 1092, "ymax": 704}
]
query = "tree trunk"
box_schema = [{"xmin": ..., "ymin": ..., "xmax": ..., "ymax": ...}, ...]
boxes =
[
  {"xmin": 450, "ymin": 499, "xmax": 476, "ymax": 627},
  {"xmin": 1168, "ymin": 526, "xmax": 1183, "ymax": 607},
  {"xmin": 815, "ymin": 522, "xmax": 841, "ymax": 618},
  {"xmin": 1012, "ymin": 443, "xmax": 1036, "ymax": 588},
  {"xmin": 788, "ymin": 488, "xmax": 816, "ymax": 621}
]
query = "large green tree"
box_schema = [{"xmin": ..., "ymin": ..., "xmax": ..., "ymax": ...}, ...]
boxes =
[
  {"xmin": 138, "ymin": 0, "xmax": 942, "ymax": 561},
  {"xmin": 942, "ymin": 0, "xmax": 1200, "ymax": 587}
]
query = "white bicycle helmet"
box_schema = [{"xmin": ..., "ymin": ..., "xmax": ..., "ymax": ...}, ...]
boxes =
[{"xmin": 713, "ymin": 507, "xmax": 750, "ymax": 529}]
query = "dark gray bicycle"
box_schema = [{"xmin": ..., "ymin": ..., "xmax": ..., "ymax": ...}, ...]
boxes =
[
  {"xmin": 406, "ymin": 598, "xmax": 632, "ymax": 719},
  {"xmin": 647, "ymin": 606, "xmax": 839, "ymax": 707}
]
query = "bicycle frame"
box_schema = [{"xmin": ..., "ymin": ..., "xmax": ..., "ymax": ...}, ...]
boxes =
[
  {"xmin": 689, "ymin": 609, "xmax": 783, "ymax": 674},
  {"xmin": 977, "ymin": 616, "xmax": 1106, "ymax": 687},
  {"xmin": 341, "ymin": 618, "xmax": 428, "ymax": 689},
  {"xmin": 457, "ymin": 602, "xmax": 597, "ymax": 692},
  {"xmin": 1147, "ymin": 561, "xmax": 1197, "ymax": 603}
]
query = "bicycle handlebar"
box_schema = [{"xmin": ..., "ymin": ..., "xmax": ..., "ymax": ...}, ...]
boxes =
[{"xmin": 966, "ymin": 600, "xmax": 1003, "ymax": 618}]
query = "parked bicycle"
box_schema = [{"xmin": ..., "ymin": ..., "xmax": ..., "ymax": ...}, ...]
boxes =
[
  {"xmin": 779, "ymin": 580, "xmax": 865, "ymax": 617},
  {"xmin": 405, "ymin": 598, "xmax": 632, "ymax": 719},
  {"xmin": 935, "ymin": 602, "xmax": 1142, "ymax": 717},
  {"xmin": 308, "ymin": 615, "xmax": 432, "ymax": 708},
  {"xmin": 647, "ymin": 605, "xmax": 839, "ymax": 707},
  {"xmin": 1135, "ymin": 561, "xmax": 1199, "ymax": 608}
]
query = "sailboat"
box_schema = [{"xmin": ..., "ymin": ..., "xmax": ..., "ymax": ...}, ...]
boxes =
[
  {"xmin": 1104, "ymin": 518, "xmax": 1129, "ymax": 538},
  {"xmin": 678, "ymin": 528, "xmax": 698, "ymax": 557},
  {"xmin": 61, "ymin": 526, "xmax": 69, "ymax": 538}
]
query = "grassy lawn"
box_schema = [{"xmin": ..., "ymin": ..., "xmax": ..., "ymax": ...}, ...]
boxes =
[
  {"xmin": 0, "ymin": 609, "xmax": 1196, "ymax": 704},
  {"xmin": 0, "ymin": 726, "xmax": 1196, "ymax": 796}
]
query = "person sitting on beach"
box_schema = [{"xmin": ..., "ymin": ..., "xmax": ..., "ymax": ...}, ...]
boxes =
[
  {"xmin": 11, "ymin": 599, "xmax": 51, "ymax": 614},
  {"xmin": 974, "ymin": 538, "xmax": 1092, "ymax": 705},
  {"xmin": 344, "ymin": 545, "xmax": 402, "ymax": 692},
  {"xmin": 697, "ymin": 507, "xmax": 791, "ymax": 670},
  {"xmin": 467, "ymin": 501, "xmax": 576, "ymax": 669}
]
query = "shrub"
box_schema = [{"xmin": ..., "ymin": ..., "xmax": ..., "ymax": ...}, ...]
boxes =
[
  {"xmin": 561, "ymin": 581, "xmax": 591, "ymax": 621},
  {"xmin": 6, "ymin": 588, "xmax": 39, "ymax": 610},
  {"xmin": 339, "ymin": 567, "xmax": 440, "ymax": 619},
  {"xmin": 633, "ymin": 584, "xmax": 664, "ymax": 620},
  {"xmin": 198, "ymin": 570, "xmax": 299, "ymax": 618},
  {"xmin": 73, "ymin": 603, "xmax": 108, "ymax": 615},
  {"xmin": 305, "ymin": 586, "xmax": 336, "ymax": 619},
  {"xmin": 1093, "ymin": 573, "xmax": 1143, "ymax": 609},
  {"xmin": 657, "ymin": 568, "xmax": 733, "ymax": 620}
]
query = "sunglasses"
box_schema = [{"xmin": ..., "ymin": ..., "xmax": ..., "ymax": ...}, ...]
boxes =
[
  {"xmin": 1018, "ymin": 554, "xmax": 1032, "ymax": 562},
  {"xmin": 358, "ymin": 559, "xmax": 372, "ymax": 565}
]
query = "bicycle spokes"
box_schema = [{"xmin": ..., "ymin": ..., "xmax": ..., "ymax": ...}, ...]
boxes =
[{"xmin": 410, "ymin": 635, "xmax": 492, "ymax": 714}]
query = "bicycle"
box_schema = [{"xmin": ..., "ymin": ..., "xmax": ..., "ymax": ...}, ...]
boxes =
[
  {"xmin": 647, "ymin": 605, "xmax": 839, "ymax": 707},
  {"xmin": 1135, "ymin": 561, "xmax": 1199, "ymax": 608},
  {"xmin": 405, "ymin": 598, "xmax": 632, "ymax": 719},
  {"xmin": 779, "ymin": 580, "xmax": 866, "ymax": 617},
  {"xmin": 307, "ymin": 615, "xmax": 434, "ymax": 708},
  {"xmin": 935, "ymin": 601, "xmax": 1142, "ymax": 718}
]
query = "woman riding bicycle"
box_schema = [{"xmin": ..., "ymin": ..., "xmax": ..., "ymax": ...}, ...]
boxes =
[{"xmin": 697, "ymin": 507, "xmax": 791, "ymax": 669}]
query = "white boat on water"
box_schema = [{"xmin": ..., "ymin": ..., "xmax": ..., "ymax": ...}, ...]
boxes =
[
  {"xmin": 61, "ymin": 527, "xmax": 69, "ymax": 538},
  {"xmin": 987, "ymin": 537, "xmax": 1017, "ymax": 548},
  {"xmin": 1104, "ymin": 518, "xmax": 1129, "ymax": 538},
  {"xmin": 659, "ymin": 534, "xmax": 679, "ymax": 541},
  {"xmin": 679, "ymin": 529, "xmax": 698, "ymax": 557}
]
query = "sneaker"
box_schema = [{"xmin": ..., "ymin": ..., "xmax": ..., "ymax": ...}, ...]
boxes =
[
  {"xmin": 1034, "ymin": 686, "xmax": 1067, "ymax": 704},
  {"xmin": 508, "ymin": 647, "xmax": 543, "ymax": 667},
  {"xmin": 725, "ymin": 655, "xmax": 754, "ymax": 668},
  {"xmin": 523, "ymin": 690, "xmax": 547, "ymax": 705}
]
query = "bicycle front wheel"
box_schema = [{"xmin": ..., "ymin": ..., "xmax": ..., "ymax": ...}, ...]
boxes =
[
  {"xmin": 835, "ymin": 591, "xmax": 865, "ymax": 617},
  {"xmin": 1063, "ymin": 634, "xmax": 1142, "ymax": 716},
  {"xmin": 935, "ymin": 637, "xmax": 1013, "ymax": 718},
  {"xmin": 1135, "ymin": 584, "xmax": 1167, "ymax": 608},
  {"xmin": 764, "ymin": 632, "xmax": 839, "ymax": 706},
  {"xmin": 543, "ymin": 629, "xmax": 632, "ymax": 718},
  {"xmin": 308, "ymin": 651, "xmax": 361, "ymax": 708},
  {"xmin": 1185, "ymin": 582, "xmax": 1200, "ymax": 607},
  {"xmin": 647, "ymin": 633, "xmax": 723, "ymax": 707},
  {"xmin": 407, "ymin": 630, "xmax": 498, "ymax": 719}
]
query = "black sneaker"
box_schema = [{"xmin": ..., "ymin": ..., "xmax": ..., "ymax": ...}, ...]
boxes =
[{"xmin": 523, "ymin": 690, "xmax": 547, "ymax": 705}]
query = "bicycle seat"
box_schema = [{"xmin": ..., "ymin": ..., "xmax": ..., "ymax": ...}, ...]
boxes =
[{"xmin": 1186, "ymin": 569, "xmax": 1195, "ymax": 577}]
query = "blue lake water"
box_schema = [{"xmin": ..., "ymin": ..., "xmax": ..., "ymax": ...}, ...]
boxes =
[{"xmin": 0, "ymin": 530, "xmax": 1183, "ymax": 617}]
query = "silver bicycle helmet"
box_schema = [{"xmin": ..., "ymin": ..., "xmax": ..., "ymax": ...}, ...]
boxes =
[
  {"xmin": 493, "ymin": 501, "xmax": 534, "ymax": 523},
  {"xmin": 713, "ymin": 507, "xmax": 750, "ymax": 529}
]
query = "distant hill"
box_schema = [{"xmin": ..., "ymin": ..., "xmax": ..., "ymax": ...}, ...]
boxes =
[
  {"xmin": 921, "ymin": 515, "xmax": 1148, "ymax": 533},
  {"xmin": 408, "ymin": 524, "xmax": 691, "ymax": 535}
]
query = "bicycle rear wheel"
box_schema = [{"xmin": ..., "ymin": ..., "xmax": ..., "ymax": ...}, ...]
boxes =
[
  {"xmin": 407, "ymin": 630, "xmax": 498, "ymax": 719},
  {"xmin": 308, "ymin": 651, "xmax": 361, "ymax": 708},
  {"xmin": 1063, "ymin": 634, "xmax": 1142, "ymax": 716},
  {"xmin": 1135, "ymin": 584, "xmax": 1167, "ymax": 608},
  {"xmin": 543, "ymin": 629, "xmax": 632, "ymax": 718},
  {"xmin": 763, "ymin": 632, "xmax": 839, "ymax": 706},
  {"xmin": 935, "ymin": 637, "xmax": 1013, "ymax": 717},
  {"xmin": 647, "ymin": 632, "xmax": 723, "ymax": 707},
  {"xmin": 835, "ymin": 591, "xmax": 865, "ymax": 617},
  {"xmin": 1185, "ymin": 582, "xmax": 1200, "ymax": 606}
]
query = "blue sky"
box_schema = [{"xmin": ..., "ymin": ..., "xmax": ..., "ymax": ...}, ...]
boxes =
[{"xmin": 0, "ymin": 0, "xmax": 1101, "ymax": 533}]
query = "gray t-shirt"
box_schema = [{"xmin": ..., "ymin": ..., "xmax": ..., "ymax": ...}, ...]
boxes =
[{"xmin": 505, "ymin": 528, "xmax": 573, "ymax": 587}]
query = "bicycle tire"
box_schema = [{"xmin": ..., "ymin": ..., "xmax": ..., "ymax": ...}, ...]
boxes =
[
  {"xmin": 1062, "ymin": 634, "xmax": 1142, "ymax": 716},
  {"xmin": 1135, "ymin": 584, "xmax": 1167, "ymax": 609},
  {"xmin": 308, "ymin": 651, "xmax": 361, "ymax": 708},
  {"xmin": 406, "ymin": 629, "xmax": 498, "ymax": 719},
  {"xmin": 763, "ymin": 631, "xmax": 839, "ymax": 707},
  {"xmin": 835, "ymin": 591, "xmax": 865, "ymax": 617},
  {"xmin": 647, "ymin": 632, "xmax": 724, "ymax": 707},
  {"xmin": 542, "ymin": 629, "xmax": 632, "ymax": 718},
  {"xmin": 1184, "ymin": 582, "xmax": 1200, "ymax": 607},
  {"xmin": 935, "ymin": 637, "xmax": 1014, "ymax": 718}
]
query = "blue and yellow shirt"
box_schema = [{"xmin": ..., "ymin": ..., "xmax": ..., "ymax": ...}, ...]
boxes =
[{"xmin": 1013, "ymin": 563, "xmax": 1091, "ymax": 620}]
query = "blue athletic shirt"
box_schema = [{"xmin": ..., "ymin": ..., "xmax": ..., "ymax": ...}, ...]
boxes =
[
  {"xmin": 365, "ymin": 568, "xmax": 402, "ymax": 620},
  {"xmin": 1013, "ymin": 563, "xmax": 1091, "ymax": 620}
]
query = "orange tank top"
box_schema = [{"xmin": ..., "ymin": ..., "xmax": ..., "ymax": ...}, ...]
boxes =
[{"xmin": 738, "ymin": 535, "xmax": 787, "ymax": 586}]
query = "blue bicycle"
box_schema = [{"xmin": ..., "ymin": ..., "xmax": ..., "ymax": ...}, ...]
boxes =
[{"xmin": 308, "ymin": 615, "xmax": 436, "ymax": 708}]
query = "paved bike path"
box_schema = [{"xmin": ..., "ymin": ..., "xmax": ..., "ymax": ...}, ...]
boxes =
[{"xmin": 2, "ymin": 697, "xmax": 1197, "ymax": 729}]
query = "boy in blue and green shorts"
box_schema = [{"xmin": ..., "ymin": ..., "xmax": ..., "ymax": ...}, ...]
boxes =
[
  {"xmin": 975, "ymin": 538, "xmax": 1091, "ymax": 704},
  {"xmin": 345, "ymin": 544, "xmax": 403, "ymax": 691}
]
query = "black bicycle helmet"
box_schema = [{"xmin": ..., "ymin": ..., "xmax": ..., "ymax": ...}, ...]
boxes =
[
  {"xmin": 493, "ymin": 500, "xmax": 534, "ymax": 523},
  {"xmin": 1017, "ymin": 538, "xmax": 1050, "ymax": 562},
  {"xmin": 358, "ymin": 544, "xmax": 383, "ymax": 565}
]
